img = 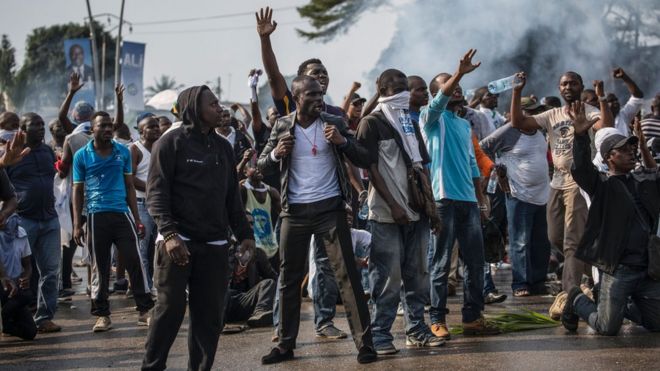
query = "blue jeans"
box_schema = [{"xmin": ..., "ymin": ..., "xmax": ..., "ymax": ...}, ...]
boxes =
[
  {"xmin": 137, "ymin": 200, "xmax": 157, "ymax": 290},
  {"xmin": 272, "ymin": 236, "xmax": 338, "ymax": 331},
  {"xmin": 483, "ymin": 263, "xmax": 495, "ymax": 296},
  {"xmin": 574, "ymin": 265, "xmax": 660, "ymax": 335},
  {"xmin": 354, "ymin": 241, "xmax": 370, "ymax": 293},
  {"xmin": 369, "ymin": 219, "xmax": 430, "ymax": 347},
  {"xmin": 429, "ymin": 200, "xmax": 484, "ymax": 324},
  {"xmin": 505, "ymin": 196, "xmax": 551, "ymax": 291},
  {"xmin": 20, "ymin": 216, "xmax": 61, "ymax": 324}
]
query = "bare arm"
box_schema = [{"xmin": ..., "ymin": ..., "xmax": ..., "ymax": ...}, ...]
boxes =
[
  {"xmin": 346, "ymin": 159, "xmax": 364, "ymax": 194},
  {"xmin": 256, "ymin": 7, "xmax": 288, "ymax": 100},
  {"xmin": 114, "ymin": 85, "xmax": 125, "ymax": 130},
  {"xmin": 233, "ymin": 103, "xmax": 253, "ymax": 129},
  {"xmin": 58, "ymin": 73, "xmax": 84, "ymax": 133},
  {"xmin": 613, "ymin": 67, "xmax": 643, "ymax": 98},
  {"xmin": 634, "ymin": 116, "xmax": 656, "ymax": 169},
  {"xmin": 510, "ymin": 72, "xmax": 542, "ymax": 131},
  {"xmin": 342, "ymin": 82, "xmax": 362, "ymax": 113},
  {"xmin": 130, "ymin": 144, "xmax": 145, "ymax": 192},
  {"xmin": 592, "ymin": 80, "xmax": 614, "ymax": 131},
  {"xmin": 269, "ymin": 187, "xmax": 281, "ymax": 216},
  {"xmin": 250, "ymin": 100, "xmax": 264, "ymax": 134},
  {"xmin": 58, "ymin": 141, "xmax": 73, "ymax": 178},
  {"xmin": 72, "ymin": 183, "xmax": 85, "ymax": 245}
]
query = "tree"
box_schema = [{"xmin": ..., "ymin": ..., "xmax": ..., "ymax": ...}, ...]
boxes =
[
  {"xmin": 0, "ymin": 35, "xmax": 17, "ymax": 111},
  {"xmin": 145, "ymin": 75, "xmax": 183, "ymax": 98},
  {"xmin": 296, "ymin": 0, "xmax": 376, "ymax": 41},
  {"xmin": 13, "ymin": 22, "xmax": 117, "ymax": 112}
]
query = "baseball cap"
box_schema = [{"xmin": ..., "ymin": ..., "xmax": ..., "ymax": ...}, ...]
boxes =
[
  {"xmin": 520, "ymin": 96, "xmax": 543, "ymax": 111},
  {"xmin": 135, "ymin": 112, "xmax": 155, "ymax": 128},
  {"xmin": 599, "ymin": 133, "xmax": 638, "ymax": 160},
  {"xmin": 346, "ymin": 93, "xmax": 366, "ymax": 105},
  {"xmin": 73, "ymin": 101, "xmax": 94, "ymax": 121}
]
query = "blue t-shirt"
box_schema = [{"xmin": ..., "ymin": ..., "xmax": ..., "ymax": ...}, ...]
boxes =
[
  {"xmin": 420, "ymin": 93, "xmax": 481, "ymax": 202},
  {"xmin": 73, "ymin": 140, "xmax": 132, "ymax": 214}
]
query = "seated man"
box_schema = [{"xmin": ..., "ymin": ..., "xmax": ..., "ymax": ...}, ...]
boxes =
[{"xmin": 563, "ymin": 101, "xmax": 660, "ymax": 335}]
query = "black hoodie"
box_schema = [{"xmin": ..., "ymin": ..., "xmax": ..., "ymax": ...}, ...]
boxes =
[{"xmin": 146, "ymin": 85, "xmax": 252, "ymax": 243}]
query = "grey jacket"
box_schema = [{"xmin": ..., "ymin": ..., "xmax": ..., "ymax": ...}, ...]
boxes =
[{"xmin": 257, "ymin": 111, "xmax": 369, "ymax": 212}]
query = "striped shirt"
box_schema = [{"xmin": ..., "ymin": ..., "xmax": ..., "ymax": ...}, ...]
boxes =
[{"xmin": 641, "ymin": 116, "xmax": 660, "ymax": 139}]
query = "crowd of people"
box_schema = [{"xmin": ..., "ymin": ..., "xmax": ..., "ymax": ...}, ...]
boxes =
[{"xmin": 1, "ymin": 6, "xmax": 660, "ymax": 370}]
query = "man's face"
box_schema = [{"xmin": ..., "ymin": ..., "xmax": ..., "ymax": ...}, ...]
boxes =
[
  {"xmin": 558, "ymin": 74, "xmax": 583, "ymax": 104},
  {"xmin": 25, "ymin": 116, "xmax": 45, "ymax": 143},
  {"xmin": 219, "ymin": 111, "xmax": 232, "ymax": 127},
  {"xmin": 348, "ymin": 100, "xmax": 364, "ymax": 119},
  {"xmin": 200, "ymin": 89, "xmax": 223, "ymax": 128},
  {"xmin": 606, "ymin": 93, "xmax": 621, "ymax": 116},
  {"xmin": 409, "ymin": 79, "xmax": 429, "ymax": 108},
  {"xmin": 49, "ymin": 121, "xmax": 66, "ymax": 138},
  {"xmin": 382, "ymin": 73, "xmax": 409, "ymax": 97},
  {"xmin": 482, "ymin": 92, "xmax": 499, "ymax": 109},
  {"xmin": 158, "ymin": 117, "xmax": 172, "ymax": 133},
  {"xmin": 303, "ymin": 63, "xmax": 329, "ymax": 94},
  {"xmin": 295, "ymin": 80, "xmax": 324, "ymax": 117},
  {"xmin": 93, "ymin": 116, "xmax": 114, "ymax": 142},
  {"xmin": 139, "ymin": 118, "xmax": 161, "ymax": 141},
  {"xmin": 266, "ymin": 107, "xmax": 280, "ymax": 127},
  {"xmin": 246, "ymin": 166, "xmax": 263, "ymax": 182},
  {"xmin": 581, "ymin": 90, "xmax": 598, "ymax": 108},
  {"xmin": 607, "ymin": 143, "xmax": 636, "ymax": 173},
  {"xmin": 70, "ymin": 46, "xmax": 84, "ymax": 67}
]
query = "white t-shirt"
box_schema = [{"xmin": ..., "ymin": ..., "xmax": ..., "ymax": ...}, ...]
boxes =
[
  {"xmin": 499, "ymin": 131, "xmax": 550, "ymax": 205},
  {"xmin": 614, "ymin": 96, "xmax": 644, "ymax": 136},
  {"xmin": 288, "ymin": 119, "xmax": 340, "ymax": 204},
  {"xmin": 479, "ymin": 106, "xmax": 506, "ymax": 132}
]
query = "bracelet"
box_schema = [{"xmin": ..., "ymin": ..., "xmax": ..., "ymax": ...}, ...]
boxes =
[{"xmin": 164, "ymin": 233, "xmax": 178, "ymax": 242}]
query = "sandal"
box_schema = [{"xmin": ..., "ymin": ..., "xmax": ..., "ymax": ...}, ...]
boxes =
[{"xmin": 513, "ymin": 288, "xmax": 530, "ymax": 297}]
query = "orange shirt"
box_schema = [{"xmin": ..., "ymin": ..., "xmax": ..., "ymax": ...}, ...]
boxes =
[{"xmin": 472, "ymin": 132, "xmax": 494, "ymax": 177}]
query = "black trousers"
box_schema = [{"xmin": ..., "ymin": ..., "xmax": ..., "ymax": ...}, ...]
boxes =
[
  {"xmin": 88, "ymin": 212, "xmax": 153, "ymax": 316},
  {"xmin": 278, "ymin": 196, "xmax": 373, "ymax": 351},
  {"xmin": 1, "ymin": 288, "xmax": 37, "ymax": 340},
  {"xmin": 225, "ymin": 279, "xmax": 275, "ymax": 322},
  {"xmin": 142, "ymin": 241, "xmax": 229, "ymax": 371}
]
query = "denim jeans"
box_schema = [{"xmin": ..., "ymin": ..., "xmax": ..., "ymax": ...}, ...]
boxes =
[
  {"xmin": 505, "ymin": 196, "xmax": 551, "ymax": 291},
  {"xmin": 574, "ymin": 265, "xmax": 660, "ymax": 335},
  {"xmin": 483, "ymin": 263, "xmax": 495, "ymax": 296},
  {"xmin": 369, "ymin": 219, "xmax": 430, "ymax": 347},
  {"xmin": 429, "ymin": 200, "xmax": 485, "ymax": 324},
  {"xmin": 20, "ymin": 216, "xmax": 61, "ymax": 324},
  {"xmin": 137, "ymin": 200, "xmax": 157, "ymax": 290}
]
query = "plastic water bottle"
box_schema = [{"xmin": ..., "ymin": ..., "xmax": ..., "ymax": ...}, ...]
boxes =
[
  {"xmin": 358, "ymin": 202, "xmax": 369, "ymax": 220},
  {"xmin": 486, "ymin": 168, "xmax": 498, "ymax": 194},
  {"xmin": 487, "ymin": 74, "xmax": 519, "ymax": 94}
]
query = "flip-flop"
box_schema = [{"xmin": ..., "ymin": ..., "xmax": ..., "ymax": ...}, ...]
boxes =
[{"xmin": 513, "ymin": 289, "xmax": 530, "ymax": 297}]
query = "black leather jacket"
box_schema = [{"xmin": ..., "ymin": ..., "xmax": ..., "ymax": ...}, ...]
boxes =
[
  {"xmin": 571, "ymin": 133, "xmax": 660, "ymax": 274},
  {"xmin": 257, "ymin": 111, "xmax": 369, "ymax": 212}
]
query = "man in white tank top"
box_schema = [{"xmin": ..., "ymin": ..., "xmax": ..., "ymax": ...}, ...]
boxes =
[{"xmin": 130, "ymin": 114, "xmax": 161, "ymax": 293}]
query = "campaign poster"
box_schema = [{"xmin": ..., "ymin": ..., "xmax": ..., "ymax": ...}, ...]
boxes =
[
  {"xmin": 120, "ymin": 41, "xmax": 146, "ymax": 112},
  {"xmin": 63, "ymin": 38, "xmax": 96, "ymax": 107}
]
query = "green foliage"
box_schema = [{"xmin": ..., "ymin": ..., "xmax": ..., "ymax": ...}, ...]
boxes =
[
  {"xmin": 296, "ymin": 0, "xmax": 379, "ymax": 42},
  {"xmin": 450, "ymin": 310, "xmax": 561, "ymax": 335},
  {"xmin": 146, "ymin": 75, "xmax": 184, "ymax": 97},
  {"xmin": 0, "ymin": 35, "xmax": 16, "ymax": 92}
]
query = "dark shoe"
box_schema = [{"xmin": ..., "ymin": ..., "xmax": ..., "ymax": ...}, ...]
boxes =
[
  {"xmin": 374, "ymin": 343, "xmax": 398, "ymax": 355},
  {"xmin": 561, "ymin": 286, "xmax": 582, "ymax": 332},
  {"xmin": 37, "ymin": 320, "xmax": 62, "ymax": 333},
  {"xmin": 247, "ymin": 310, "xmax": 273, "ymax": 328},
  {"xmin": 484, "ymin": 292, "xmax": 507, "ymax": 304},
  {"xmin": 315, "ymin": 324, "xmax": 347, "ymax": 339},
  {"xmin": 113, "ymin": 278, "xmax": 128, "ymax": 294},
  {"xmin": 261, "ymin": 347, "xmax": 294, "ymax": 365},
  {"xmin": 463, "ymin": 317, "xmax": 501, "ymax": 335},
  {"xmin": 357, "ymin": 346, "xmax": 377, "ymax": 364},
  {"xmin": 59, "ymin": 288, "xmax": 75, "ymax": 298}
]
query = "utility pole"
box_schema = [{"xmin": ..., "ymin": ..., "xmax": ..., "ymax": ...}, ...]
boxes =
[
  {"xmin": 114, "ymin": 0, "xmax": 126, "ymax": 108},
  {"xmin": 217, "ymin": 76, "xmax": 222, "ymax": 101},
  {"xmin": 85, "ymin": 0, "xmax": 101, "ymax": 109}
]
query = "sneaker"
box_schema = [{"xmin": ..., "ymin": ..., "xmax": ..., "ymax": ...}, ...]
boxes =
[
  {"xmin": 137, "ymin": 311, "xmax": 150, "ymax": 327},
  {"xmin": 548, "ymin": 291, "xmax": 568, "ymax": 321},
  {"xmin": 113, "ymin": 278, "xmax": 128, "ymax": 294},
  {"xmin": 462, "ymin": 317, "xmax": 501, "ymax": 335},
  {"xmin": 37, "ymin": 320, "xmax": 62, "ymax": 333},
  {"xmin": 561, "ymin": 286, "xmax": 582, "ymax": 332},
  {"xmin": 93, "ymin": 316, "xmax": 112, "ymax": 332},
  {"xmin": 375, "ymin": 343, "xmax": 399, "ymax": 355},
  {"xmin": 357, "ymin": 346, "xmax": 377, "ymax": 364},
  {"xmin": 261, "ymin": 347, "xmax": 294, "ymax": 365},
  {"xmin": 315, "ymin": 325, "xmax": 347, "ymax": 339},
  {"xmin": 406, "ymin": 331, "xmax": 445, "ymax": 347},
  {"xmin": 247, "ymin": 310, "xmax": 274, "ymax": 328},
  {"xmin": 431, "ymin": 322, "xmax": 451, "ymax": 340},
  {"xmin": 484, "ymin": 292, "xmax": 507, "ymax": 305}
]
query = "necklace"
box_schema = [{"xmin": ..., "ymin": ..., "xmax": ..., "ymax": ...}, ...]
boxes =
[{"xmin": 297, "ymin": 121, "xmax": 318, "ymax": 156}]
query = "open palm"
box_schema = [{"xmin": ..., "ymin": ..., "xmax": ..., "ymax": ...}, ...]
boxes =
[
  {"xmin": 256, "ymin": 7, "xmax": 278, "ymax": 37},
  {"xmin": 458, "ymin": 49, "xmax": 481, "ymax": 75}
]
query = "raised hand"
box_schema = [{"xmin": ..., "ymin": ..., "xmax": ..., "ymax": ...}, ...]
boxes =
[
  {"xmin": 457, "ymin": 49, "xmax": 481, "ymax": 75},
  {"xmin": 568, "ymin": 101, "xmax": 598, "ymax": 135},
  {"xmin": 0, "ymin": 130, "xmax": 30, "ymax": 168},
  {"xmin": 593, "ymin": 80, "xmax": 605, "ymax": 97},
  {"xmin": 512, "ymin": 72, "xmax": 527, "ymax": 91},
  {"xmin": 68, "ymin": 72, "xmax": 84, "ymax": 93},
  {"xmin": 351, "ymin": 81, "xmax": 362, "ymax": 92},
  {"xmin": 115, "ymin": 84, "xmax": 125, "ymax": 102},
  {"xmin": 612, "ymin": 67, "xmax": 626, "ymax": 79},
  {"xmin": 256, "ymin": 7, "xmax": 278, "ymax": 37}
]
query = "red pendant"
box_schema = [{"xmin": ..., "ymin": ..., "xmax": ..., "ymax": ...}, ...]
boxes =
[{"xmin": 312, "ymin": 145, "xmax": 318, "ymax": 156}]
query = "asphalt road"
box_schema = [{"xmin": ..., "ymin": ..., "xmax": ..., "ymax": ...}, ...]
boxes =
[{"xmin": 2, "ymin": 266, "xmax": 659, "ymax": 370}]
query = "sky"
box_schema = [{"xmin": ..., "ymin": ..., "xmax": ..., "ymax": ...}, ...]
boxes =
[{"xmin": 2, "ymin": 0, "xmax": 409, "ymax": 105}]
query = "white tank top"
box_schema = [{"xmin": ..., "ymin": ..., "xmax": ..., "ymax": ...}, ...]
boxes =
[{"xmin": 134, "ymin": 141, "xmax": 151, "ymax": 199}]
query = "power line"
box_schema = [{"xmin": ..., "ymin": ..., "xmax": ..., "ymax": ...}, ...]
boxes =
[
  {"xmin": 132, "ymin": 6, "xmax": 297, "ymax": 26},
  {"xmin": 132, "ymin": 21, "xmax": 306, "ymax": 35}
]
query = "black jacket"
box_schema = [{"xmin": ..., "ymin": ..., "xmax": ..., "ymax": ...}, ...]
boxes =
[
  {"xmin": 571, "ymin": 133, "xmax": 660, "ymax": 274},
  {"xmin": 147, "ymin": 86, "xmax": 252, "ymax": 243},
  {"xmin": 257, "ymin": 111, "xmax": 369, "ymax": 212}
]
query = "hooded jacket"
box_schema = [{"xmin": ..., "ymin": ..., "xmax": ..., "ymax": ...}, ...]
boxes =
[{"xmin": 146, "ymin": 86, "xmax": 252, "ymax": 243}]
